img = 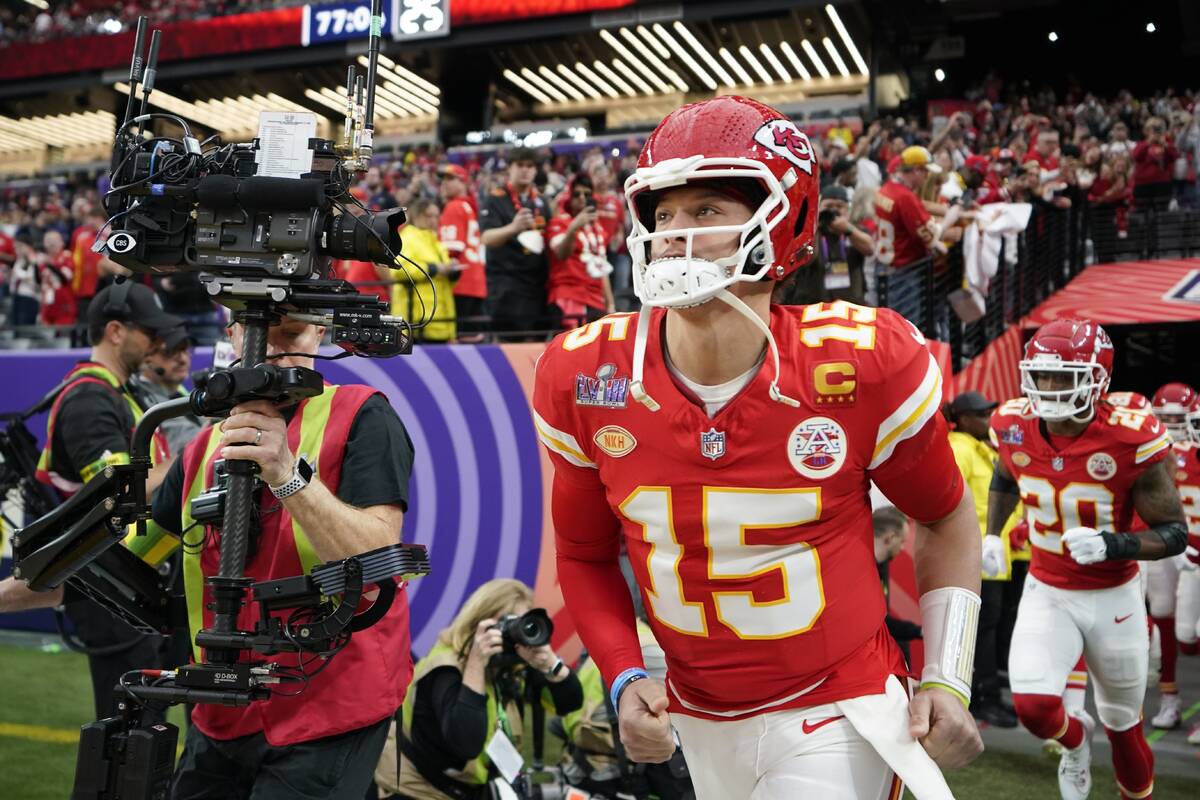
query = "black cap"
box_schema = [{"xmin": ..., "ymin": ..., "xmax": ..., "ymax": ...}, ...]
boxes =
[
  {"xmin": 831, "ymin": 157, "xmax": 857, "ymax": 178},
  {"xmin": 161, "ymin": 325, "xmax": 191, "ymax": 352},
  {"xmin": 508, "ymin": 147, "xmax": 538, "ymax": 165},
  {"xmin": 822, "ymin": 184, "xmax": 852, "ymax": 204},
  {"xmin": 949, "ymin": 391, "xmax": 998, "ymax": 416},
  {"xmin": 88, "ymin": 280, "xmax": 184, "ymax": 338}
]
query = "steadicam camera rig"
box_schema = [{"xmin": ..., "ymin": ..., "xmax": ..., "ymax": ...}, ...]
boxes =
[{"xmin": 7, "ymin": 5, "xmax": 433, "ymax": 798}]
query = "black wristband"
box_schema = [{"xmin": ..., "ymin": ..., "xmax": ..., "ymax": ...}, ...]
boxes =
[
  {"xmin": 989, "ymin": 469, "xmax": 1019, "ymax": 495},
  {"xmin": 1100, "ymin": 531, "xmax": 1140, "ymax": 560}
]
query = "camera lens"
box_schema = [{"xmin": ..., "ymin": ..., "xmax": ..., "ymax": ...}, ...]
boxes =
[{"xmin": 325, "ymin": 207, "xmax": 406, "ymax": 265}]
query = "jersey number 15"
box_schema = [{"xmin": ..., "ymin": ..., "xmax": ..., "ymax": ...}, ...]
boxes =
[{"xmin": 621, "ymin": 487, "xmax": 825, "ymax": 640}]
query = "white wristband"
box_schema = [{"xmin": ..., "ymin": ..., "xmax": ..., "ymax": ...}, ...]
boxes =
[{"xmin": 918, "ymin": 586, "xmax": 981, "ymax": 707}]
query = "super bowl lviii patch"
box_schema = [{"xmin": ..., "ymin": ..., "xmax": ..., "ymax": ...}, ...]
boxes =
[{"xmin": 575, "ymin": 363, "xmax": 629, "ymax": 408}]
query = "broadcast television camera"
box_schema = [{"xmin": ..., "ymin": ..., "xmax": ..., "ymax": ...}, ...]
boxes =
[{"xmin": 101, "ymin": 2, "xmax": 416, "ymax": 357}]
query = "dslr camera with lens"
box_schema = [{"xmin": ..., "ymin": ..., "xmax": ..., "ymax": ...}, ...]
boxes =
[{"xmin": 491, "ymin": 608, "xmax": 553, "ymax": 658}]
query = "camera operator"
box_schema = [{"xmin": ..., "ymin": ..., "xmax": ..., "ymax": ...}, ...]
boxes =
[
  {"xmin": 0, "ymin": 280, "xmax": 182, "ymax": 719},
  {"xmin": 1, "ymin": 313, "xmax": 417, "ymax": 799},
  {"xmin": 377, "ymin": 579, "xmax": 582, "ymax": 800},
  {"xmin": 128, "ymin": 325, "xmax": 203, "ymax": 456}
]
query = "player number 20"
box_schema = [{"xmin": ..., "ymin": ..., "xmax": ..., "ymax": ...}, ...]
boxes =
[
  {"xmin": 620, "ymin": 487, "xmax": 824, "ymax": 639},
  {"xmin": 1017, "ymin": 476, "xmax": 1115, "ymax": 553}
]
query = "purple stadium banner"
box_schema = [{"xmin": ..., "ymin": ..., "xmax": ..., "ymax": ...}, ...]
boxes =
[{"xmin": 0, "ymin": 344, "xmax": 568, "ymax": 657}]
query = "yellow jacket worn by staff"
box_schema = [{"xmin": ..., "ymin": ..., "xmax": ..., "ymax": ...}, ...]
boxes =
[
  {"xmin": 948, "ymin": 430, "xmax": 1027, "ymax": 580},
  {"xmin": 376, "ymin": 642, "xmax": 522, "ymax": 800},
  {"xmin": 125, "ymin": 383, "xmax": 414, "ymax": 747},
  {"xmin": 36, "ymin": 361, "xmax": 170, "ymax": 494},
  {"xmin": 395, "ymin": 224, "xmax": 456, "ymax": 342}
]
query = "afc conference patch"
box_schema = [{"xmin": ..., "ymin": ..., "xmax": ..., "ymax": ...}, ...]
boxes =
[{"xmin": 787, "ymin": 417, "xmax": 847, "ymax": 479}]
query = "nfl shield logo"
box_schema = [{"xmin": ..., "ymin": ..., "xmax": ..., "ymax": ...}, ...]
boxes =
[
  {"xmin": 1052, "ymin": 456, "xmax": 1065, "ymax": 472},
  {"xmin": 700, "ymin": 428, "xmax": 726, "ymax": 460}
]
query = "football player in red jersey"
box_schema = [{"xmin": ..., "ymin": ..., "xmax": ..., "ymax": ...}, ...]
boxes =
[
  {"xmin": 1142, "ymin": 383, "xmax": 1197, "ymax": 730},
  {"xmin": 985, "ymin": 321, "xmax": 1187, "ymax": 800},
  {"xmin": 1168, "ymin": 391, "xmax": 1200, "ymax": 746},
  {"xmin": 533, "ymin": 96, "xmax": 983, "ymax": 800}
]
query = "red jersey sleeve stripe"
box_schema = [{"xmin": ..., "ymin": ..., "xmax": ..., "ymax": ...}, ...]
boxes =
[
  {"xmin": 870, "ymin": 353, "xmax": 943, "ymax": 470},
  {"xmin": 534, "ymin": 411, "xmax": 596, "ymax": 469},
  {"xmin": 1136, "ymin": 433, "xmax": 1171, "ymax": 464}
]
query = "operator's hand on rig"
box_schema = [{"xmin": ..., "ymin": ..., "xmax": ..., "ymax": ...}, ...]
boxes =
[{"xmin": 219, "ymin": 400, "xmax": 294, "ymax": 487}]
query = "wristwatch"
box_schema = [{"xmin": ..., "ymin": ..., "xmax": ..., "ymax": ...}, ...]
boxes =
[
  {"xmin": 269, "ymin": 457, "xmax": 313, "ymax": 499},
  {"xmin": 543, "ymin": 658, "xmax": 567, "ymax": 678}
]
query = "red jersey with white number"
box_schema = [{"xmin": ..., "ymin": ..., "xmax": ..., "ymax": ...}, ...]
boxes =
[
  {"xmin": 990, "ymin": 398, "xmax": 1171, "ymax": 591},
  {"xmin": 873, "ymin": 180, "xmax": 931, "ymax": 268},
  {"xmin": 439, "ymin": 197, "xmax": 486, "ymax": 299},
  {"xmin": 1170, "ymin": 442, "xmax": 1200, "ymax": 552},
  {"xmin": 533, "ymin": 303, "xmax": 964, "ymax": 718},
  {"xmin": 1103, "ymin": 391, "xmax": 1150, "ymax": 411}
]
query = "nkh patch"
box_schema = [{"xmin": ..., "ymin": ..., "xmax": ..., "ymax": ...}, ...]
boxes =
[
  {"xmin": 787, "ymin": 417, "xmax": 847, "ymax": 479},
  {"xmin": 753, "ymin": 119, "xmax": 815, "ymax": 175},
  {"xmin": 594, "ymin": 425, "xmax": 637, "ymax": 457},
  {"xmin": 700, "ymin": 428, "xmax": 726, "ymax": 460},
  {"xmin": 575, "ymin": 363, "xmax": 629, "ymax": 408}
]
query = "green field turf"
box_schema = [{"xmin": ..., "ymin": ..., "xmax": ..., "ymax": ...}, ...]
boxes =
[{"xmin": 0, "ymin": 644, "xmax": 1193, "ymax": 799}]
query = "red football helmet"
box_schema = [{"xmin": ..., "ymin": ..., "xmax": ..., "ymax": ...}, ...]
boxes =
[
  {"xmin": 1152, "ymin": 382, "xmax": 1198, "ymax": 442},
  {"xmin": 1019, "ymin": 319, "xmax": 1114, "ymax": 422},
  {"xmin": 623, "ymin": 95, "xmax": 819, "ymax": 308},
  {"xmin": 1187, "ymin": 392, "xmax": 1200, "ymax": 445}
]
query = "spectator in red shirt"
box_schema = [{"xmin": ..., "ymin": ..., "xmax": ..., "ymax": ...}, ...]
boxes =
[
  {"xmin": 70, "ymin": 207, "xmax": 105, "ymax": 318},
  {"xmin": 1132, "ymin": 117, "xmax": 1179, "ymax": 210},
  {"xmin": 1023, "ymin": 129, "xmax": 1061, "ymax": 181},
  {"xmin": 333, "ymin": 259, "xmax": 390, "ymax": 304},
  {"xmin": 588, "ymin": 161, "xmax": 629, "ymax": 296},
  {"xmin": 37, "ymin": 229, "xmax": 75, "ymax": 326},
  {"xmin": 545, "ymin": 175, "xmax": 613, "ymax": 329},
  {"xmin": 438, "ymin": 165, "xmax": 486, "ymax": 334},
  {"xmin": 874, "ymin": 146, "xmax": 941, "ymax": 327}
]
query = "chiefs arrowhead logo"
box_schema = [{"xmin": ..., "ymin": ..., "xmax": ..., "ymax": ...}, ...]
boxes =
[{"xmin": 754, "ymin": 119, "xmax": 814, "ymax": 175}]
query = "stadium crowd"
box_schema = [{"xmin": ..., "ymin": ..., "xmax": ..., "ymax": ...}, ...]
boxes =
[
  {"xmin": 3, "ymin": 78, "xmax": 1200, "ymax": 347},
  {"xmin": 0, "ymin": 1, "xmax": 299, "ymax": 45}
]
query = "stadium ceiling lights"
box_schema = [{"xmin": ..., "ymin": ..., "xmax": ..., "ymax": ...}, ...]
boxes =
[
  {"xmin": 0, "ymin": 110, "xmax": 115, "ymax": 151},
  {"xmin": 800, "ymin": 39, "xmax": 831, "ymax": 79},
  {"xmin": 824, "ymin": 4, "xmax": 869, "ymax": 75},
  {"xmin": 778, "ymin": 42, "xmax": 812, "ymax": 81},
  {"xmin": 600, "ymin": 29, "xmax": 672, "ymax": 94},
  {"xmin": 501, "ymin": 12, "xmax": 869, "ymax": 110},
  {"xmin": 652, "ymin": 23, "xmax": 717, "ymax": 91}
]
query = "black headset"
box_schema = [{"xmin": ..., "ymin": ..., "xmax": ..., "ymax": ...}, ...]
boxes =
[{"xmin": 103, "ymin": 277, "xmax": 135, "ymax": 318}]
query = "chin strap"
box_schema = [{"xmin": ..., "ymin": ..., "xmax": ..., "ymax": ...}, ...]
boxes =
[
  {"xmin": 628, "ymin": 306, "xmax": 660, "ymax": 411},
  {"xmin": 716, "ymin": 289, "xmax": 800, "ymax": 408},
  {"xmin": 628, "ymin": 289, "xmax": 801, "ymax": 412}
]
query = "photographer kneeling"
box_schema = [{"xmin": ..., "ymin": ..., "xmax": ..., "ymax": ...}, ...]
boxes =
[{"xmin": 377, "ymin": 579, "xmax": 582, "ymax": 800}]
